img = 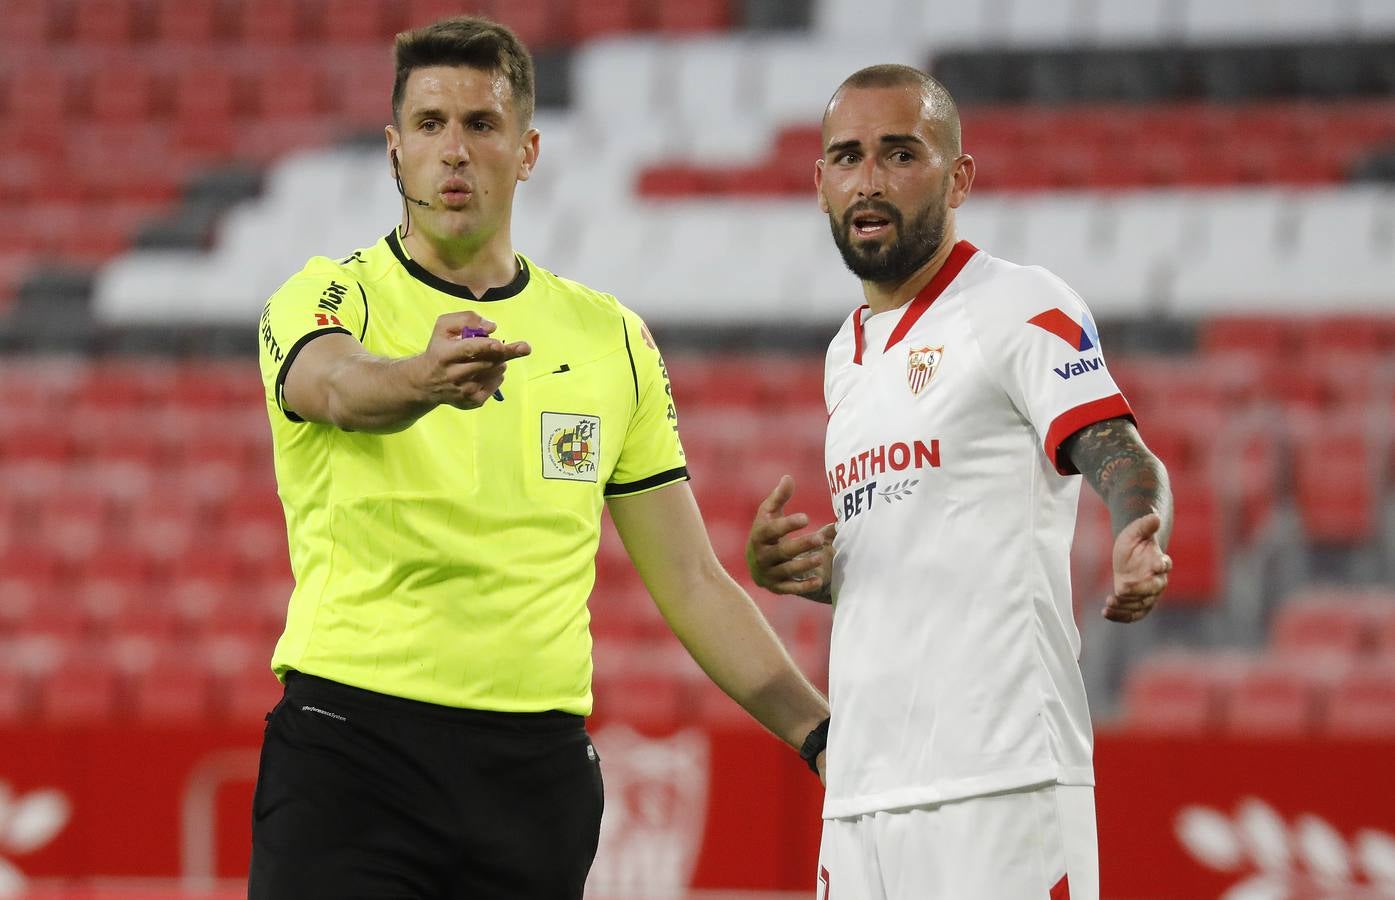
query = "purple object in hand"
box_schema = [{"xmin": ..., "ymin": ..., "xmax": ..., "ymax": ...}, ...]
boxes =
[{"xmin": 460, "ymin": 326, "xmax": 489, "ymax": 338}]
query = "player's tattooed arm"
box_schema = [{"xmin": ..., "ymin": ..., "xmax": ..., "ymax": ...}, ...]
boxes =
[{"xmin": 1064, "ymin": 417, "xmax": 1173, "ymax": 547}]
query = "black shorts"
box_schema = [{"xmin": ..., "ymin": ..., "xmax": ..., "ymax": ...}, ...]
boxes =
[{"xmin": 249, "ymin": 672, "xmax": 604, "ymax": 899}]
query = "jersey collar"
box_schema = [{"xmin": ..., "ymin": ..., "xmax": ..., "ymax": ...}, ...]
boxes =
[
  {"xmin": 851, "ymin": 240, "xmax": 978, "ymax": 365},
  {"xmin": 386, "ymin": 229, "xmax": 531, "ymax": 302}
]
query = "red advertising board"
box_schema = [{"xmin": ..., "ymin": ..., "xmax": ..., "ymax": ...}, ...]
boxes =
[{"xmin": 1, "ymin": 723, "xmax": 1392, "ymax": 898}]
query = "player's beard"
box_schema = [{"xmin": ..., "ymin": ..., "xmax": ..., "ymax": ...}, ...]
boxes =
[{"xmin": 830, "ymin": 189, "xmax": 949, "ymax": 285}]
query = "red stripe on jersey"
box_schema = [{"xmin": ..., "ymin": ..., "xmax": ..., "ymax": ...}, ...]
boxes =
[
  {"xmin": 1050, "ymin": 874, "xmax": 1070, "ymax": 899},
  {"xmin": 852, "ymin": 305, "xmax": 869, "ymax": 365},
  {"xmin": 882, "ymin": 240, "xmax": 978, "ymax": 352},
  {"xmin": 1044, "ymin": 393, "xmax": 1135, "ymax": 476},
  {"xmin": 1028, "ymin": 308, "xmax": 1092, "ymax": 351}
]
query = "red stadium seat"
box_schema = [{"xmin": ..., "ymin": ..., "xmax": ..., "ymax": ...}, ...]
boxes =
[
  {"xmin": 322, "ymin": 0, "xmax": 400, "ymax": 45},
  {"xmin": 35, "ymin": 666, "xmax": 124, "ymax": 724},
  {"xmin": 0, "ymin": 669, "xmax": 32, "ymax": 722},
  {"xmin": 571, "ymin": 0, "xmax": 643, "ymax": 41},
  {"xmin": 1118, "ymin": 653, "xmax": 1237, "ymax": 734},
  {"xmin": 235, "ymin": 0, "xmax": 304, "ymax": 46},
  {"xmin": 251, "ymin": 62, "xmax": 326, "ymax": 119},
  {"xmin": 491, "ymin": 0, "xmax": 559, "ymax": 49},
  {"xmin": 69, "ymin": 0, "xmax": 145, "ymax": 46},
  {"xmin": 218, "ymin": 669, "xmax": 286, "ymax": 723},
  {"xmin": 328, "ymin": 56, "xmax": 396, "ymax": 128},
  {"xmin": 129, "ymin": 662, "xmax": 213, "ymax": 724},
  {"xmin": 404, "ymin": 0, "xmax": 494, "ymax": 32},
  {"xmin": 1325, "ymin": 663, "xmax": 1395, "ymax": 737},
  {"xmin": 1271, "ymin": 592, "xmax": 1378, "ymax": 663},
  {"xmin": 88, "ymin": 65, "xmax": 162, "ymax": 122},
  {"xmin": 592, "ymin": 672, "xmax": 690, "ymax": 734},
  {"xmin": 692, "ymin": 679, "xmax": 760, "ymax": 731},
  {"xmin": 1289, "ymin": 412, "xmax": 1377, "ymax": 545},
  {"xmin": 1377, "ymin": 606, "xmax": 1395, "ymax": 661},
  {"xmin": 654, "ymin": 0, "xmax": 730, "ymax": 33},
  {"xmin": 152, "ymin": 0, "xmax": 222, "ymax": 44},
  {"xmin": 1220, "ymin": 659, "xmax": 1331, "ymax": 736},
  {"xmin": 0, "ymin": 0, "xmax": 54, "ymax": 45},
  {"xmin": 1158, "ymin": 482, "xmax": 1224, "ymax": 605}
]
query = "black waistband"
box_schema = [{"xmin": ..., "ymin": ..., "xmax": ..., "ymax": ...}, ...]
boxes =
[{"xmin": 283, "ymin": 671, "xmax": 585, "ymax": 733}]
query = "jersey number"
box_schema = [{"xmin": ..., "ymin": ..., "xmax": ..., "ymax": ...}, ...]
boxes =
[{"xmin": 314, "ymin": 313, "xmax": 343, "ymax": 327}]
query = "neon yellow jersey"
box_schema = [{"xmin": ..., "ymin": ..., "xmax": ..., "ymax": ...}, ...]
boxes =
[{"xmin": 256, "ymin": 231, "xmax": 687, "ymax": 714}]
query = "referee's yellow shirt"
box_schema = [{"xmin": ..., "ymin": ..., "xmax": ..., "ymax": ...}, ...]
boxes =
[{"xmin": 256, "ymin": 231, "xmax": 688, "ymax": 715}]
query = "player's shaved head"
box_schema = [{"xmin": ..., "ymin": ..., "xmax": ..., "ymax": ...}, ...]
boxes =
[{"xmin": 824, "ymin": 65, "xmax": 962, "ymax": 156}]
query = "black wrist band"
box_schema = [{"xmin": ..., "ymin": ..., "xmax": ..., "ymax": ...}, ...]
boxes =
[{"xmin": 799, "ymin": 717, "xmax": 831, "ymax": 774}]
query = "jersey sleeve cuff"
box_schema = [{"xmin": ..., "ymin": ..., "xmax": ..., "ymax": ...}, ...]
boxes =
[
  {"xmin": 275, "ymin": 326, "xmax": 352, "ymax": 422},
  {"xmin": 1044, "ymin": 394, "xmax": 1135, "ymax": 476},
  {"xmin": 604, "ymin": 466, "xmax": 690, "ymax": 498}
]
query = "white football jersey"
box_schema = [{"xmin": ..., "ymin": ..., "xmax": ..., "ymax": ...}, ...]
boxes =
[{"xmin": 821, "ymin": 241, "xmax": 1133, "ymax": 819}]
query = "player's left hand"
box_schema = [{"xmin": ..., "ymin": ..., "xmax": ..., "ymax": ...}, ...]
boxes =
[{"xmin": 1104, "ymin": 512, "xmax": 1171, "ymax": 623}]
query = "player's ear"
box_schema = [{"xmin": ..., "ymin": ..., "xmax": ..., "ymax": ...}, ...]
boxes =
[
  {"xmin": 386, "ymin": 125, "xmax": 401, "ymax": 176},
  {"xmin": 517, "ymin": 128, "xmax": 540, "ymax": 182},
  {"xmin": 948, "ymin": 154, "xmax": 974, "ymax": 209},
  {"xmin": 815, "ymin": 159, "xmax": 830, "ymax": 213}
]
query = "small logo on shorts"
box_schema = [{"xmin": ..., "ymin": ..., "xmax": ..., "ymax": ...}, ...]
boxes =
[
  {"xmin": 542, "ymin": 412, "xmax": 600, "ymax": 482},
  {"xmin": 301, "ymin": 706, "xmax": 346, "ymax": 722},
  {"xmin": 586, "ymin": 743, "xmax": 598, "ymax": 762}
]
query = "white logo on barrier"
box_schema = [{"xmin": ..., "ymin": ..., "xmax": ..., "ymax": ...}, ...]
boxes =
[
  {"xmin": 0, "ymin": 781, "xmax": 72, "ymax": 898},
  {"xmin": 588, "ymin": 726, "xmax": 709, "ymax": 897},
  {"xmin": 1176, "ymin": 797, "xmax": 1395, "ymax": 899}
]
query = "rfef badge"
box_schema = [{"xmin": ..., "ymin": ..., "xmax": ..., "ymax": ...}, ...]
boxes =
[{"xmin": 542, "ymin": 412, "xmax": 600, "ymax": 482}]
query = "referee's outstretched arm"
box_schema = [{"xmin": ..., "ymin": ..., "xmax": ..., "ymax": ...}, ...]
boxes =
[
  {"xmin": 609, "ymin": 481, "xmax": 831, "ymax": 771},
  {"xmin": 281, "ymin": 311, "xmax": 530, "ymax": 433}
]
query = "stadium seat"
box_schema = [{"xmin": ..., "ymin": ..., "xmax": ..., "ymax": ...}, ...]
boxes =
[
  {"xmin": 235, "ymin": 0, "xmax": 304, "ymax": 45},
  {"xmin": 152, "ymin": 0, "xmax": 222, "ymax": 44},
  {"xmin": 654, "ymin": 0, "xmax": 730, "ymax": 34},
  {"xmin": 252, "ymin": 62, "xmax": 326, "ymax": 119},
  {"xmin": 1158, "ymin": 482, "xmax": 1225, "ymax": 605},
  {"xmin": 0, "ymin": 669, "xmax": 32, "ymax": 722},
  {"xmin": 1289, "ymin": 412, "xmax": 1378, "ymax": 545},
  {"xmin": 69, "ymin": 0, "xmax": 146, "ymax": 46},
  {"xmin": 1271, "ymin": 590, "xmax": 1380, "ymax": 663},
  {"xmin": 1118, "ymin": 653, "xmax": 1236, "ymax": 734},
  {"xmin": 1220, "ymin": 659, "xmax": 1331, "ymax": 736},
  {"xmin": 1325, "ymin": 663, "xmax": 1395, "ymax": 737},
  {"xmin": 571, "ymin": 0, "xmax": 643, "ymax": 41},
  {"xmin": 322, "ymin": 0, "xmax": 400, "ymax": 45},
  {"xmin": 218, "ymin": 668, "xmax": 285, "ymax": 723},
  {"xmin": 1376, "ymin": 606, "xmax": 1395, "ymax": 661},
  {"xmin": 128, "ymin": 661, "xmax": 212, "ymax": 724},
  {"xmin": 592, "ymin": 672, "xmax": 690, "ymax": 734},
  {"xmin": 35, "ymin": 665, "xmax": 124, "ymax": 724}
]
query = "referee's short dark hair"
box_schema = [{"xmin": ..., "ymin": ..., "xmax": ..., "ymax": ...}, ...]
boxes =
[{"xmin": 392, "ymin": 16, "xmax": 535, "ymax": 130}]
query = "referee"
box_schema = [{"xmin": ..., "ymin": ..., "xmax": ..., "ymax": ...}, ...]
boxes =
[{"xmin": 248, "ymin": 15, "xmax": 830, "ymax": 899}]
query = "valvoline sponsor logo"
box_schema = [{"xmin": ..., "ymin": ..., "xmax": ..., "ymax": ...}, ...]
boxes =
[
  {"xmin": 827, "ymin": 439, "xmax": 940, "ymax": 522},
  {"xmin": 1053, "ymin": 356, "xmax": 1103, "ymax": 380}
]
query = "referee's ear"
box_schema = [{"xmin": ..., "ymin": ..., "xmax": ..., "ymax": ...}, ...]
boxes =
[{"xmin": 516, "ymin": 128, "xmax": 540, "ymax": 183}]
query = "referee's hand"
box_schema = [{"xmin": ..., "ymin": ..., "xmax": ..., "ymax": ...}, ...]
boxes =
[
  {"xmin": 746, "ymin": 475, "xmax": 836, "ymax": 602},
  {"xmin": 420, "ymin": 312, "xmax": 531, "ymax": 410}
]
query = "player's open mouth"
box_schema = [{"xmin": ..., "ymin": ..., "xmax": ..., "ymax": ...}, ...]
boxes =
[{"xmin": 851, "ymin": 213, "xmax": 892, "ymax": 237}]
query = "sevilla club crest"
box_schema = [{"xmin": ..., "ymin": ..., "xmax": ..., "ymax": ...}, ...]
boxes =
[{"xmin": 907, "ymin": 345, "xmax": 943, "ymax": 396}]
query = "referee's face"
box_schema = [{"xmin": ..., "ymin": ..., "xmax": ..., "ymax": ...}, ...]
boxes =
[{"xmin": 387, "ymin": 65, "xmax": 540, "ymax": 245}]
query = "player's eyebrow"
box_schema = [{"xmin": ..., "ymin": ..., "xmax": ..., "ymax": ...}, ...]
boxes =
[
  {"xmin": 409, "ymin": 106, "xmax": 450, "ymax": 123},
  {"xmin": 825, "ymin": 133, "xmax": 930, "ymax": 156}
]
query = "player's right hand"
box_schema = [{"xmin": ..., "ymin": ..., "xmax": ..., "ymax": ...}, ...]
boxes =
[
  {"xmin": 746, "ymin": 475, "xmax": 837, "ymax": 602},
  {"xmin": 418, "ymin": 312, "xmax": 531, "ymax": 410}
]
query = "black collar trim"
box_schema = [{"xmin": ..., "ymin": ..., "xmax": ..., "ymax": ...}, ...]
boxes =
[{"xmin": 386, "ymin": 230, "xmax": 530, "ymax": 302}]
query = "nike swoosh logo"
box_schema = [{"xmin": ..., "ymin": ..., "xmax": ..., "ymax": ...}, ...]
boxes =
[{"xmin": 552, "ymin": 364, "xmax": 570, "ymax": 374}]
